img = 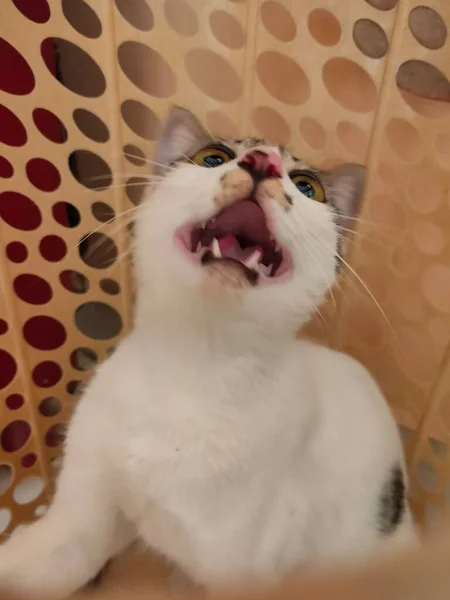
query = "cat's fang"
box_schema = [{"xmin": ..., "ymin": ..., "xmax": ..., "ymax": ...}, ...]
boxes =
[
  {"xmin": 212, "ymin": 238, "xmax": 221, "ymax": 258},
  {"xmin": 244, "ymin": 248, "xmax": 263, "ymax": 270}
]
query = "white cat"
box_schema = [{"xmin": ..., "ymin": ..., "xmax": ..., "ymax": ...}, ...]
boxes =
[{"xmin": 0, "ymin": 108, "xmax": 414, "ymax": 598}]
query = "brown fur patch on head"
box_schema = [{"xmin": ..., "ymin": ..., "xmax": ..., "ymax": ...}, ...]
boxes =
[
  {"xmin": 255, "ymin": 179, "xmax": 291, "ymax": 211},
  {"xmin": 214, "ymin": 169, "xmax": 253, "ymax": 209}
]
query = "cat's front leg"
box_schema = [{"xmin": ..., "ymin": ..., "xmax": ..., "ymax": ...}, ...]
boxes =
[{"xmin": 0, "ymin": 401, "xmax": 132, "ymax": 599}]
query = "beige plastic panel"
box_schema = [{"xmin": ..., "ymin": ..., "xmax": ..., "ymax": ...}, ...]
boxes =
[{"xmin": 0, "ymin": 0, "xmax": 449, "ymax": 536}]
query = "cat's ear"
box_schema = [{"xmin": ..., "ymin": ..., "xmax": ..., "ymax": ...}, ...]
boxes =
[
  {"xmin": 154, "ymin": 107, "xmax": 212, "ymax": 173},
  {"xmin": 324, "ymin": 163, "xmax": 366, "ymax": 224}
]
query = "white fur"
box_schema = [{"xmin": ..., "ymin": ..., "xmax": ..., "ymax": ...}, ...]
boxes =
[{"xmin": 0, "ymin": 134, "xmax": 413, "ymax": 598}]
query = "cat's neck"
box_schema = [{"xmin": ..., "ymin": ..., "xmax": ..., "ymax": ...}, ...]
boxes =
[{"xmin": 134, "ymin": 291, "xmax": 293, "ymax": 362}]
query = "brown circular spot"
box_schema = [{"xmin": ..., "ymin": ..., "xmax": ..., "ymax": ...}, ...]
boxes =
[
  {"xmin": 100, "ymin": 279, "xmax": 121, "ymax": 295},
  {"xmin": 69, "ymin": 150, "xmax": 112, "ymax": 190},
  {"xmin": 73, "ymin": 109, "xmax": 109, "ymax": 143},
  {"xmin": 435, "ymin": 133, "xmax": 450, "ymax": 170},
  {"xmin": 6, "ymin": 394, "xmax": 24, "ymax": 410},
  {"xmin": 399, "ymin": 88, "xmax": 450, "ymax": 119},
  {"xmin": 209, "ymin": 11, "xmax": 246, "ymax": 49},
  {"xmin": 123, "ymin": 144, "xmax": 146, "ymax": 166},
  {"xmin": 185, "ymin": 49, "xmax": 242, "ymax": 103},
  {"xmin": 42, "ymin": 38, "xmax": 106, "ymax": 97},
  {"xmin": 308, "ymin": 9, "xmax": 341, "ymax": 46},
  {"xmin": 397, "ymin": 60, "xmax": 450, "ymax": 102},
  {"xmin": 6, "ymin": 241, "xmax": 28, "ymax": 263},
  {"xmin": 39, "ymin": 235, "xmax": 67, "ymax": 263},
  {"xmin": 0, "ymin": 156, "xmax": 13, "ymax": 178},
  {"xmin": 422, "ymin": 265, "xmax": 450, "ymax": 313},
  {"xmin": 370, "ymin": 193, "xmax": 407, "ymax": 231},
  {"xmin": 21, "ymin": 453, "xmax": 37, "ymax": 468},
  {"xmin": 323, "ymin": 58, "xmax": 377, "ymax": 113},
  {"xmin": 75, "ymin": 302, "xmax": 123, "ymax": 340},
  {"xmin": 32, "ymin": 108, "xmax": 67, "ymax": 144},
  {"xmin": 32, "ymin": 361, "xmax": 62, "ymax": 388},
  {"xmin": 92, "ymin": 202, "xmax": 115, "ymax": 223},
  {"xmin": 260, "ymin": 1, "xmax": 296, "ymax": 42},
  {"xmin": 59, "ymin": 270, "xmax": 89, "ymax": 294},
  {"xmin": 0, "ymin": 192, "xmax": 42, "ymax": 231},
  {"xmin": 13, "ymin": 0, "xmax": 50, "ymax": 22},
  {"xmin": 121, "ymin": 100, "xmax": 161, "ymax": 140},
  {"xmin": 62, "ymin": 0, "xmax": 102, "ymax": 38},
  {"xmin": 26, "ymin": 158, "xmax": 61, "ymax": 192},
  {"xmin": 257, "ymin": 51, "xmax": 310, "ymax": 105},
  {"xmin": 45, "ymin": 424, "xmax": 66, "ymax": 448},
  {"xmin": 205, "ymin": 111, "xmax": 239, "ymax": 138},
  {"xmin": 0, "ymin": 465, "xmax": 13, "ymax": 494},
  {"xmin": 364, "ymin": 0, "xmax": 397, "ymax": 9},
  {"xmin": 299, "ymin": 117, "xmax": 326, "ymax": 149},
  {"xmin": 0, "ymin": 105, "xmax": 27, "ymax": 146},
  {"xmin": 23, "ymin": 316, "xmax": 67, "ymax": 351},
  {"xmin": 1, "ymin": 421, "xmax": 30, "ymax": 452},
  {"xmin": 126, "ymin": 177, "xmax": 148, "ymax": 206},
  {"xmin": 409, "ymin": 7, "xmax": 447, "ymax": 50},
  {"xmin": 118, "ymin": 42, "xmax": 176, "ymax": 98},
  {"xmin": 406, "ymin": 168, "xmax": 443, "ymax": 214},
  {"xmin": 14, "ymin": 274, "xmax": 52, "ymax": 305},
  {"xmin": 385, "ymin": 118, "xmax": 423, "ymax": 163},
  {"xmin": 71, "ymin": 347, "xmax": 98, "ymax": 370},
  {"xmin": 79, "ymin": 232, "xmax": 118, "ymax": 269},
  {"xmin": 52, "ymin": 202, "xmax": 80, "ymax": 228},
  {"xmin": 39, "ymin": 397, "xmax": 62, "ymax": 417},
  {"xmin": 252, "ymin": 106, "xmax": 291, "ymax": 145},
  {"xmin": 353, "ymin": 19, "xmax": 388, "ymax": 59},
  {"xmin": 413, "ymin": 222, "xmax": 445, "ymax": 256},
  {"xmin": 115, "ymin": 0, "xmax": 153, "ymax": 31},
  {"xmin": 0, "ymin": 350, "xmax": 17, "ymax": 390},
  {"xmin": 336, "ymin": 121, "xmax": 369, "ymax": 157},
  {"xmin": 163, "ymin": 0, "xmax": 198, "ymax": 37},
  {"xmin": 0, "ymin": 39, "xmax": 35, "ymax": 95}
]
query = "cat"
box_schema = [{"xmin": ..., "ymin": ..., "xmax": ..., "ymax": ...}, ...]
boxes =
[{"xmin": 0, "ymin": 107, "xmax": 414, "ymax": 599}]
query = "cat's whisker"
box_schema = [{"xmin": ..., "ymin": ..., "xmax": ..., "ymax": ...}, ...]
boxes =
[{"xmin": 121, "ymin": 153, "xmax": 177, "ymax": 172}]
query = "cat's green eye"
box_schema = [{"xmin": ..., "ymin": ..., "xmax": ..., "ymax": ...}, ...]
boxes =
[
  {"xmin": 191, "ymin": 145, "xmax": 235, "ymax": 168},
  {"xmin": 289, "ymin": 172, "xmax": 326, "ymax": 203}
]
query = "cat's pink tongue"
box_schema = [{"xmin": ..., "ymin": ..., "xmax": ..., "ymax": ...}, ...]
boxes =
[{"xmin": 218, "ymin": 235, "xmax": 263, "ymax": 263}]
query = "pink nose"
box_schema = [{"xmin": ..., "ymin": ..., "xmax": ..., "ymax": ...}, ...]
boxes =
[{"xmin": 239, "ymin": 150, "xmax": 282, "ymax": 178}]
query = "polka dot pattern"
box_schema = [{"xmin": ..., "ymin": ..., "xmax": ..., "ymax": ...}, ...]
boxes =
[{"xmin": 0, "ymin": 0, "xmax": 449, "ymax": 536}]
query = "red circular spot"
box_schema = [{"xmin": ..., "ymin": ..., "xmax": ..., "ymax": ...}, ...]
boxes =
[
  {"xmin": 0, "ymin": 157, "xmax": 14, "ymax": 178},
  {"xmin": 32, "ymin": 361, "xmax": 62, "ymax": 387},
  {"xmin": 32, "ymin": 108, "xmax": 67, "ymax": 143},
  {"xmin": 13, "ymin": 274, "xmax": 53, "ymax": 305},
  {"xmin": 1, "ymin": 420, "xmax": 31, "ymax": 452},
  {"xmin": 26, "ymin": 158, "xmax": 61, "ymax": 192},
  {"xmin": 0, "ymin": 105, "xmax": 27, "ymax": 146},
  {"xmin": 23, "ymin": 316, "xmax": 66, "ymax": 351},
  {"xmin": 59, "ymin": 270, "xmax": 89, "ymax": 294},
  {"xmin": 0, "ymin": 39, "xmax": 35, "ymax": 95},
  {"xmin": 21, "ymin": 452, "xmax": 37, "ymax": 468},
  {"xmin": 0, "ymin": 192, "xmax": 42, "ymax": 231},
  {"xmin": 6, "ymin": 241, "xmax": 28, "ymax": 263},
  {"xmin": 6, "ymin": 394, "xmax": 24, "ymax": 410},
  {"xmin": 0, "ymin": 350, "xmax": 17, "ymax": 390},
  {"xmin": 45, "ymin": 424, "xmax": 65, "ymax": 448},
  {"xmin": 39, "ymin": 235, "xmax": 67, "ymax": 262},
  {"xmin": 0, "ymin": 319, "xmax": 8, "ymax": 335},
  {"xmin": 13, "ymin": 0, "xmax": 51, "ymax": 23}
]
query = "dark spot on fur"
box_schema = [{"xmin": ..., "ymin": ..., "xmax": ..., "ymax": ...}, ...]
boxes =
[
  {"xmin": 284, "ymin": 193, "xmax": 293, "ymax": 205},
  {"xmin": 378, "ymin": 464, "xmax": 406, "ymax": 534}
]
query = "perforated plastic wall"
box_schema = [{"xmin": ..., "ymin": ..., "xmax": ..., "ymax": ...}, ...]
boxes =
[{"xmin": 1, "ymin": 0, "xmax": 450, "ymax": 535}]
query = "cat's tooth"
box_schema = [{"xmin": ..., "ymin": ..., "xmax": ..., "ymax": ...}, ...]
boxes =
[
  {"xmin": 244, "ymin": 249, "xmax": 262, "ymax": 270},
  {"xmin": 195, "ymin": 242, "xmax": 201, "ymax": 253},
  {"xmin": 212, "ymin": 238, "xmax": 221, "ymax": 257},
  {"xmin": 259, "ymin": 264, "xmax": 271, "ymax": 277}
]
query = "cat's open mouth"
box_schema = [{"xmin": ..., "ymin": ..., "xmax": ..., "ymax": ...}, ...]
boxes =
[{"xmin": 175, "ymin": 198, "xmax": 293, "ymax": 285}]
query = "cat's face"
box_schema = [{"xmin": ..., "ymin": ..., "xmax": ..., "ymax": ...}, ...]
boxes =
[{"xmin": 135, "ymin": 107, "xmax": 365, "ymax": 330}]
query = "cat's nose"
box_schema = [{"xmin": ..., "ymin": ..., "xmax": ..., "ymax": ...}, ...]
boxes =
[{"xmin": 238, "ymin": 149, "xmax": 282, "ymax": 179}]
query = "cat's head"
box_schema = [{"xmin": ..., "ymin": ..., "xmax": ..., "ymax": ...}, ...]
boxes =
[{"xmin": 135, "ymin": 107, "xmax": 365, "ymax": 331}]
